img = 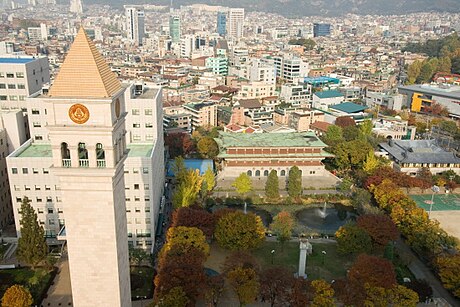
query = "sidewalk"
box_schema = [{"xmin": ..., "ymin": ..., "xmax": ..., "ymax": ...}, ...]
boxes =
[{"xmin": 395, "ymin": 239, "xmax": 460, "ymax": 307}]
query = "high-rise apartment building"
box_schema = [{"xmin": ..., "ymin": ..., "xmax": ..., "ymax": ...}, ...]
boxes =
[
  {"xmin": 227, "ymin": 8, "xmax": 244, "ymax": 41},
  {"xmin": 0, "ymin": 56, "xmax": 50, "ymax": 111},
  {"xmin": 217, "ymin": 11, "xmax": 227, "ymax": 36},
  {"xmin": 169, "ymin": 15, "xmax": 181, "ymax": 43},
  {"xmin": 313, "ymin": 23, "xmax": 331, "ymax": 37},
  {"xmin": 125, "ymin": 5, "xmax": 145, "ymax": 46},
  {"xmin": 69, "ymin": 0, "xmax": 82, "ymax": 14},
  {"xmin": 7, "ymin": 28, "xmax": 165, "ymax": 306}
]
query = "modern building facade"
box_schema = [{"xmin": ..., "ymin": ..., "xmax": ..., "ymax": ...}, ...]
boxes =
[
  {"xmin": 313, "ymin": 23, "xmax": 331, "ymax": 37},
  {"xmin": 217, "ymin": 11, "xmax": 227, "ymax": 36},
  {"xmin": 0, "ymin": 110, "xmax": 27, "ymax": 230},
  {"xmin": 169, "ymin": 15, "xmax": 181, "ymax": 43},
  {"xmin": 227, "ymin": 8, "xmax": 244, "ymax": 41},
  {"xmin": 0, "ymin": 56, "xmax": 50, "ymax": 111},
  {"xmin": 183, "ymin": 101, "xmax": 217, "ymax": 129},
  {"xmin": 125, "ymin": 5, "xmax": 145, "ymax": 45}
]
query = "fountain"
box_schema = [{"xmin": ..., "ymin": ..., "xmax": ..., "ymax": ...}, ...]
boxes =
[
  {"xmin": 316, "ymin": 202, "xmax": 328, "ymax": 219},
  {"xmin": 295, "ymin": 203, "xmax": 355, "ymax": 233}
]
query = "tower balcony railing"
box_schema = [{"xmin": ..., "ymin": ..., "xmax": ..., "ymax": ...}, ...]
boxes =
[
  {"xmin": 62, "ymin": 159, "xmax": 71, "ymax": 168},
  {"xmin": 97, "ymin": 159, "xmax": 106, "ymax": 168},
  {"xmin": 79, "ymin": 159, "xmax": 89, "ymax": 168}
]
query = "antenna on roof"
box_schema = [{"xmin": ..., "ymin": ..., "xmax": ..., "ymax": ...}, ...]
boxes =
[{"xmin": 170, "ymin": 0, "xmax": 173, "ymax": 13}]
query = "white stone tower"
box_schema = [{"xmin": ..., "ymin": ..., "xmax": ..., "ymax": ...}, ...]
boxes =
[{"xmin": 45, "ymin": 27, "xmax": 131, "ymax": 307}]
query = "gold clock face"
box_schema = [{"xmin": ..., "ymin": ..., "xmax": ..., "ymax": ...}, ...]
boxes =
[
  {"xmin": 115, "ymin": 98, "xmax": 121, "ymax": 118},
  {"xmin": 69, "ymin": 104, "xmax": 90, "ymax": 124}
]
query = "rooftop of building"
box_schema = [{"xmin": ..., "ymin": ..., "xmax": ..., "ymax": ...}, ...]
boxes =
[
  {"xmin": 314, "ymin": 90, "xmax": 344, "ymax": 99},
  {"xmin": 379, "ymin": 139, "xmax": 460, "ymax": 164},
  {"xmin": 215, "ymin": 131, "xmax": 327, "ymax": 148},
  {"xmin": 398, "ymin": 84, "xmax": 460, "ymax": 100},
  {"xmin": 16, "ymin": 144, "xmax": 52, "ymax": 158},
  {"xmin": 127, "ymin": 143, "xmax": 154, "ymax": 158},
  {"xmin": 183, "ymin": 101, "xmax": 215, "ymax": 110},
  {"xmin": 0, "ymin": 57, "xmax": 36, "ymax": 64},
  {"xmin": 330, "ymin": 102, "xmax": 367, "ymax": 113},
  {"xmin": 132, "ymin": 87, "xmax": 159, "ymax": 99}
]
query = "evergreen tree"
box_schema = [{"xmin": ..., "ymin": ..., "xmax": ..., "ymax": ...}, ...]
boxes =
[
  {"xmin": 17, "ymin": 197, "xmax": 48, "ymax": 268},
  {"xmin": 287, "ymin": 166, "xmax": 302, "ymax": 198},
  {"xmin": 265, "ymin": 170, "xmax": 279, "ymax": 199}
]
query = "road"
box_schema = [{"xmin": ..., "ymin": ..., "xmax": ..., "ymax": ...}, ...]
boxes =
[{"xmin": 212, "ymin": 189, "xmax": 340, "ymax": 198}]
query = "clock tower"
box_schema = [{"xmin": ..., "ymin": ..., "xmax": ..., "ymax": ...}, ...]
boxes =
[{"xmin": 45, "ymin": 27, "xmax": 131, "ymax": 306}]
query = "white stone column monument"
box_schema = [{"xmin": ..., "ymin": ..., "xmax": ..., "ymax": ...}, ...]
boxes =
[{"xmin": 298, "ymin": 238, "xmax": 308, "ymax": 278}]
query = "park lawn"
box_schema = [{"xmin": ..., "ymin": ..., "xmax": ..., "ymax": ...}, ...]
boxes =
[
  {"xmin": 130, "ymin": 266, "xmax": 155, "ymax": 299},
  {"xmin": 0, "ymin": 267, "xmax": 54, "ymax": 305},
  {"xmin": 305, "ymin": 243, "xmax": 354, "ymax": 281},
  {"xmin": 252, "ymin": 241, "xmax": 354, "ymax": 282},
  {"xmin": 251, "ymin": 241, "xmax": 299, "ymax": 272}
]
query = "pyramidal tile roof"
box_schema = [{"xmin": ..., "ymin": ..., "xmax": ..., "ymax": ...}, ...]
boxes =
[{"xmin": 49, "ymin": 27, "xmax": 121, "ymax": 98}]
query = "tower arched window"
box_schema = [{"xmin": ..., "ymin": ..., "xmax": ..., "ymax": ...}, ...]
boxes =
[
  {"xmin": 96, "ymin": 143, "xmax": 106, "ymax": 168},
  {"xmin": 78, "ymin": 142, "xmax": 89, "ymax": 167},
  {"xmin": 264, "ymin": 170, "xmax": 269, "ymax": 176},
  {"xmin": 247, "ymin": 170, "xmax": 252, "ymax": 177},
  {"xmin": 61, "ymin": 142, "xmax": 71, "ymax": 167},
  {"xmin": 255, "ymin": 170, "xmax": 261, "ymax": 176},
  {"xmin": 281, "ymin": 170, "xmax": 286, "ymax": 176}
]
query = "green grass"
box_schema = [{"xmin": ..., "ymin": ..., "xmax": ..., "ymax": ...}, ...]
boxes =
[
  {"xmin": 252, "ymin": 241, "xmax": 299, "ymax": 272},
  {"xmin": 305, "ymin": 243, "xmax": 354, "ymax": 281},
  {"xmin": 0, "ymin": 267, "xmax": 54, "ymax": 305},
  {"xmin": 251, "ymin": 241, "xmax": 354, "ymax": 282},
  {"xmin": 130, "ymin": 266, "xmax": 155, "ymax": 299}
]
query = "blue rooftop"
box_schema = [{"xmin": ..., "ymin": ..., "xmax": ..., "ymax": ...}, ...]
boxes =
[
  {"xmin": 0, "ymin": 58, "xmax": 35, "ymax": 64},
  {"xmin": 314, "ymin": 90, "xmax": 344, "ymax": 99},
  {"xmin": 304, "ymin": 76, "xmax": 340, "ymax": 86},
  {"xmin": 330, "ymin": 102, "xmax": 367, "ymax": 113},
  {"xmin": 167, "ymin": 159, "xmax": 214, "ymax": 177}
]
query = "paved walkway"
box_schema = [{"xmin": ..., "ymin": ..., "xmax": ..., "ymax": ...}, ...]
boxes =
[
  {"xmin": 395, "ymin": 239, "xmax": 460, "ymax": 307},
  {"xmin": 41, "ymin": 256, "xmax": 73, "ymax": 307}
]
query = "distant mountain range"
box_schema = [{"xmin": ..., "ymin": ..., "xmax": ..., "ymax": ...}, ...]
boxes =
[{"xmin": 89, "ymin": 0, "xmax": 460, "ymax": 17}]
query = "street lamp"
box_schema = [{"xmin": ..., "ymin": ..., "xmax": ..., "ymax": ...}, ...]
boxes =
[
  {"xmin": 428, "ymin": 185, "xmax": 440, "ymax": 218},
  {"xmin": 321, "ymin": 250, "xmax": 327, "ymax": 265},
  {"xmin": 271, "ymin": 249, "xmax": 275, "ymax": 264}
]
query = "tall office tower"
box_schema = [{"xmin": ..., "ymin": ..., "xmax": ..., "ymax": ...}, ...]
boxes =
[
  {"xmin": 217, "ymin": 11, "xmax": 227, "ymax": 36},
  {"xmin": 125, "ymin": 5, "xmax": 145, "ymax": 46},
  {"xmin": 313, "ymin": 23, "xmax": 331, "ymax": 37},
  {"xmin": 69, "ymin": 0, "xmax": 82, "ymax": 14},
  {"xmin": 169, "ymin": 14, "xmax": 181, "ymax": 43},
  {"xmin": 227, "ymin": 8, "xmax": 244, "ymax": 41},
  {"xmin": 44, "ymin": 27, "xmax": 131, "ymax": 306}
]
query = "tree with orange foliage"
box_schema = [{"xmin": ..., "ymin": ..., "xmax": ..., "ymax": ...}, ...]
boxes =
[{"xmin": 347, "ymin": 254, "xmax": 397, "ymax": 305}]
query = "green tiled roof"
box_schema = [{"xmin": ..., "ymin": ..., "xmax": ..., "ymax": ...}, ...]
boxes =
[
  {"xmin": 330, "ymin": 102, "xmax": 366, "ymax": 113},
  {"xmin": 127, "ymin": 144, "xmax": 153, "ymax": 158},
  {"xmin": 314, "ymin": 90, "xmax": 344, "ymax": 99},
  {"xmin": 17, "ymin": 144, "xmax": 52, "ymax": 158},
  {"xmin": 215, "ymin": 132, "xmax": 327, "ymax": 148}
]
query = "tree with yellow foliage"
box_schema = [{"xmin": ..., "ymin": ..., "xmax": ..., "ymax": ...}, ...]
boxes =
[
  {"xmin": 311, "ymin": 279, "xmax": 335, "ymax": 307},
  {"xmin": 1, "ymin": 285, "xmax": 33, "ymax": 307}
]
